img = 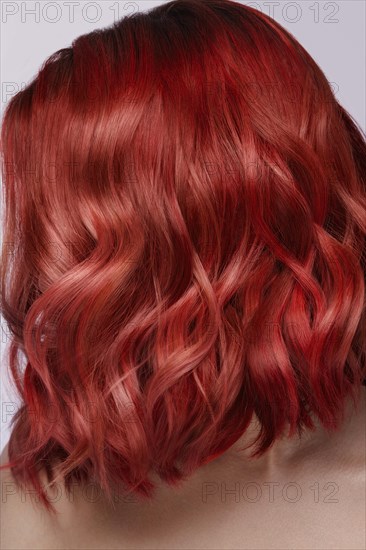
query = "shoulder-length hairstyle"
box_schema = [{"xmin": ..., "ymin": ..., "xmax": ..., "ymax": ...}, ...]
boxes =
[{"xmin": 1, "ymin": 0, "xmax": 366, "ymax": 512}]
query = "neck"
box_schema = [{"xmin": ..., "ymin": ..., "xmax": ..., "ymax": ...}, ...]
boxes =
[{"xmin": 222, "ymin": 385, "xmax": 365, "ymax": 475}]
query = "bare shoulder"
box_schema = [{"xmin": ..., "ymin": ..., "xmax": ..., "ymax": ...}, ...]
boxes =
[
  {"xmin": 0, "ymin": 443, "xmax": 64, "ymax": 550},
  {"xmin": 0, "ymin": 388, "xmax": 365, "ymax": 550}
]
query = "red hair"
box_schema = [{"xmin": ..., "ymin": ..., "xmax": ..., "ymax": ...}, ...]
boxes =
[{"xmin": 1, "ymin": 0, "xmax": 366, "ymax": 512}]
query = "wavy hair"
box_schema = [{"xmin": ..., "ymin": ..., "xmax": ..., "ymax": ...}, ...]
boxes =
[{"xmin": 1, "ymin": 0, "xmax": 366, "ymax": 512}]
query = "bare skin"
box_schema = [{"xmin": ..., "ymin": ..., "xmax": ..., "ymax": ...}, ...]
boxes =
[{"xmin": 1, "ymin": 386, "xmax": 365, "ymax": 550}]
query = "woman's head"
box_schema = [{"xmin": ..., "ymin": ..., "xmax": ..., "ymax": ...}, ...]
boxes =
[{"xmin": 1, "ymin": 0, "xmax": 365, "ymax": 512}]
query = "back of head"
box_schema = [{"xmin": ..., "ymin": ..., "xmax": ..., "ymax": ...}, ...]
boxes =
[{"xmin": 1, "ymin": 0, "xmax": 365, "ymax": 512}]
